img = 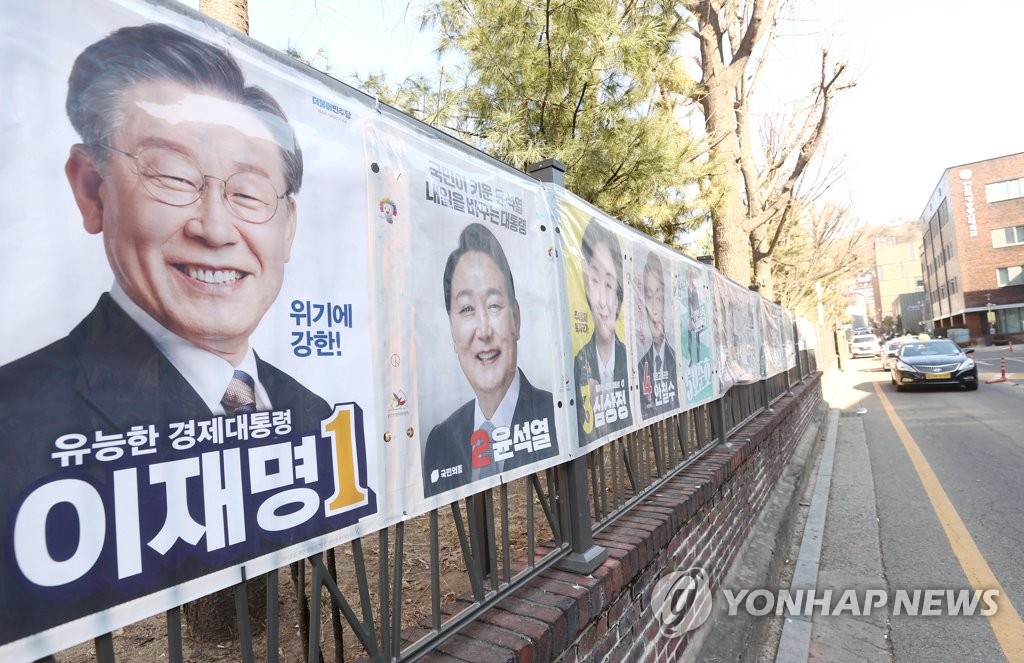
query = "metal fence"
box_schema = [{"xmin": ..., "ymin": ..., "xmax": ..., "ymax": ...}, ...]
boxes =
[{"xmin": 43, "ymin": 343, "xmax": 822, "ymax": 663}]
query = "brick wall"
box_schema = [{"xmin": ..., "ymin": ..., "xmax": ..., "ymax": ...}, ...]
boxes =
[{"xmin": 421, "ymin": 372, "xmax": 823, "ymax": 663}]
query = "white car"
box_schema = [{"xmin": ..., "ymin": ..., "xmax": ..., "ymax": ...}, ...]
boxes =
[
  {"xmin": 880, "ymin": 338, "xmax": 904, "ymax": 370},
  {"xmin": 850, "ymin": 333, "xmax": 881, "ymax": 358}
]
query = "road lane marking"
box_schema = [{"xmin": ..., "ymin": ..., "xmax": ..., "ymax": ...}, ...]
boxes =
[{"xmin": 873, "ymin": 382, "xmax": 1024, "ymax": 659}]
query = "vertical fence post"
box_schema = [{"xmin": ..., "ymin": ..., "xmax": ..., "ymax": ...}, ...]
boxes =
[
  {"xmin": 526, "ymin": 158, "xmax": 567, "ymax": 187},
  {"xmin": 712, "ymin": 398, "xmax": 730, "ymax": 448},
  {"xmin": 556, "ymin": 457, "xmax": 609, "ymax": 572},
  {"xmin": 528, "ymin": 158, "xmax": 607, "ymax": 574}
]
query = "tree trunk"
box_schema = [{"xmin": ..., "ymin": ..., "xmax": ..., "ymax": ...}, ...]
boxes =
[
  {"xmin": 199, "ymin": 0, "xmax": 249, "ymax": 33},
  {"xmin": 751, "ymin": 226, "xmax": 775, "ymax": 301},
  {"xmin": 188, "ymin": 0, "xmax": 259, "ymax": 645},
  {"xmin": 182, "ymin": 576, "xmax": 267, "ymax": 642},
  {"xmin": 701, "ymin": 84, "xmax": 751, "ymax": 284}
]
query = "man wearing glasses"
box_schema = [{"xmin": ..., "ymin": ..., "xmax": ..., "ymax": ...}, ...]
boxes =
[{"xmin": 0, "ymin": 23, "xmax": 330, "ymax": 488}]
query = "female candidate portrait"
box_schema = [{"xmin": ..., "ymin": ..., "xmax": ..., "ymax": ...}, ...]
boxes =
[{"xmin": 573, "ymin": 218, "xmax": 634, "ymax": 445}]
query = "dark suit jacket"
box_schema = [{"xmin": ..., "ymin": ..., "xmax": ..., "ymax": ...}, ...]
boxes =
[
  {"xmin": 0, "ymin": 294, "xmax": 332, "ymax": 645},
  {"xmin": 638, "ymin": 342, "xmax": 679, "ymax": 419},
  {"xmin": 422, "ymin": 369, "xmax": 558, "ymax": 497},
  {"xmin": 0, "ymin": 295, "xmax": 335, "ymax": 643},
  {"xmin": 573, "ymin": 334, "xmax": 632, "ymax": 445}
]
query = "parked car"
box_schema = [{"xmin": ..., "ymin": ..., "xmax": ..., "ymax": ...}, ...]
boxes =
[
  {"xmin": 850, "ymin": 333, "xmax": 881, "ymax": 358},
  {"xmin": 880, "ymin": 338, "xmax": 904, "ymax": 371},
  {"xmin": 890, "ymin": 339, "xmax": 978, "ymax": 391}
]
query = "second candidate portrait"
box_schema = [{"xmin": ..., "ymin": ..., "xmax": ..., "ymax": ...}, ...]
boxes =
[{"xmin": 422, "ymin": 223, "xmax": 558, "ymax": 497}]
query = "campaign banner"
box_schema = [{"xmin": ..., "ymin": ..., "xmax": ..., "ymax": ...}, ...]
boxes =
[
  {"xmin": 677, "ymin": 260, "xmax": 716, "ymax": 407},
  {"xmin": 557, "ymin": 193, "xmax": 638, "ymax": 449},
  {"xmin": 761, "ymin": 299, "xmax": 787, "ymax": 378},
  {"xmin": 365, "ymin": 117, "xmax": 572, "ymax": 512},
  {"xmin": 797, "ymin": 317, "xmax": 819, "ymax": 351},
  {"xmin": 782, "ymin": 309, "xmax": 797, "ymax": 370},
  {"xmin": 630, "ymin": 242, "xmax": 682, "ymax": 422},
  {"xmin": 0, "ymin": 1, "xmax": 385, "ymax": 658},
  {"xmin": 712, "ymin": 271, "xmax": 762, "ymax": 391}
]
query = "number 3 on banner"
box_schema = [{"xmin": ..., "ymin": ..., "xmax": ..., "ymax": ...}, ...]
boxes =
[
  {"xmin": 322, "ymin": 404, "xmax": 368, "ymax": 515},
  {"xmin": 580, "ymin": 383, "xmax": 595, "ymax": 436}
]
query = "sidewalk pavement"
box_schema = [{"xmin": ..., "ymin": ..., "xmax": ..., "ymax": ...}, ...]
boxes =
[{"xmin": 775, "ymin": 365, "xmax": 892, "ymax": 662}]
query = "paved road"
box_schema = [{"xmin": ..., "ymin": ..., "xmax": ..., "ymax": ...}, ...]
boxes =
[{"xmin": 822, "ymin": 353, "xmax": 1024, "ymax": 662}]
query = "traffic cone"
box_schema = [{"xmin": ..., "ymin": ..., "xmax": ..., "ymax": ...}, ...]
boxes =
[
  {"xmin": 1010, "ymin": 338, "xmax": 1014, "ymax": 352},
  {"xmin": 986, "ymin": 357, "xmax": 1008, "ymax": 384}
]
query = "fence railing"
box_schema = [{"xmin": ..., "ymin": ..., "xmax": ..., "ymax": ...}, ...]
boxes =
[{"xmin": 48, "ymin": 332, "xmax": 826, "ymax": 663}]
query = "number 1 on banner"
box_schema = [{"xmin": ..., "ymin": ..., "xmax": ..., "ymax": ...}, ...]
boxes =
[{"xmin": 322, "ymin": 404, "xmax": 368, "ymax": 514}]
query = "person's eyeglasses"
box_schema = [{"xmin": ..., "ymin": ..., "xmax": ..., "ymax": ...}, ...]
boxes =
[{"xmin": 94, "ymin": 144, "xmax": 286, "ymax": 224}]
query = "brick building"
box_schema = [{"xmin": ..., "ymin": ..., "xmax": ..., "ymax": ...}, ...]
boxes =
[{"xmin": 920, "ymin": 152, "xmax": 1024, "ymax": 342}]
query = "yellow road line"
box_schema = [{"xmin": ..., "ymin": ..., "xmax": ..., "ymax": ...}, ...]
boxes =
[{"xmin": 873, "ymin": 382, "xmax": 1024, "ymax": 659}]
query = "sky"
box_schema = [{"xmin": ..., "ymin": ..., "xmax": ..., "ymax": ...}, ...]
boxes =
[{"xmin": 183, "ymin": 0, "xmax": 1024, "ymax": 227}]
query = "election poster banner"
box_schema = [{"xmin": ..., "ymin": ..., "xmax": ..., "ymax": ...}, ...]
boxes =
[
  {"xmin": 631, "ymin": 242, "xmax": 682, "ymax": 422},
  {"xmin": 366, "ymin": 117, "xmax": 572, "ymax": 512},
  {"xmin": 711, "ymin": 271, "xmax": 762, "ymax": 392},
  {"xmin": 797, "ymin": 316, "xmax": 819, "ymax": 351},
  {"xmin": 677, "ymin": 260, "xmax": 716, "ymax": 407},
  {"xmin": 783, "ymin": 308, "xmax": 797, "ymax": 370},
  {"xmin": 0, "ymin": 1, "xmax": 385, "ymax": 658},
  {"xmin": 761, "ymin": 299, "xmax": 787, "ymax": 378},
  {"xmin": 557, "ymin": 193, "xmax": 638, "ymax": 449}
]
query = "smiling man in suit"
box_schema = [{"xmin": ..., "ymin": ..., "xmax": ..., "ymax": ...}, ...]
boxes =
[
  {"xmin": 637, "ymin": 251, "xmax": 678, "ymax": 418},
  {"xmin": 422, "ymin": 223, "xmax": 558, "ymax": 497},
  {"xmin": 0, "ymin": 22, "xmax": 330, "ymax": 536}
]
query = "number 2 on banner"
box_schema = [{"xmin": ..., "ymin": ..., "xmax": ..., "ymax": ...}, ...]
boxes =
[
  {"xmin": 323, "ymin": 404, "xmax": 368, "ymax": 514},
  {"xmin": 470, "ymin": 429, "xmax": 491, "ymax": 468}
]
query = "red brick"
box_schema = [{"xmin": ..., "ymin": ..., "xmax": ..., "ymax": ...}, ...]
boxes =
[
  {"xmin": 573, "ymin": 616, "xmax": 607, "ymax": 661},
  {"xmin": 590, "ymin": 558, "xmax": 625, "ymax": 601},
  {"xmin": 496, "ymin": 595, "xmax": 566, "ymax": 651},
  {"xmin": 511, "ymin": 586, "xmax": 581, "ymax": 644},
  {"xmin": 532, "ymin": 577, "xmax": 591, "ymax": 622},
  {"xmin": 476, "ymin": 609, "xmax": 552, "ymax": 663},
  {"xmin": 594, "ymin": 529, "xmax": 651, "ymax": 568},
  {"xmin": 604, "ymin": 627, "xmax": 635, "ymax": 663},
  {"xmin": 538, "ymin": 570, "xmax": 605, "ymax": 618},
  {"xmin": 437, "ymin": 633, "xmax": 516, "ymax": 663},
  {"xmin": 419, "ymin": 651, "xmax": 470, "ymax": 663},
  {"xmin": 594, "ymin": 539, "xmax": 637, "ymax": 581},
  {"xmin": 590, "ymin": 626, "xmax": 619, "ymax": 663},
  {"xmin": 461, "ymin": 622, "xmax": 534, "ymax": 663}
]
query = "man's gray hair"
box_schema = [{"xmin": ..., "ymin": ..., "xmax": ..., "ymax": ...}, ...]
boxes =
[{"xmin": 66, "ymin": 23, "xmax": 303, "ymax": 195}]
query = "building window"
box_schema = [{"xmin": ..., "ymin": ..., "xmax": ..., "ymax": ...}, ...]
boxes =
[
  {"xmin": 998, "ymin": 308, "xmax": 1024, "ymax": 334},
  {"xmin": 992, "ymin": 225, "xmax": 1024, "ymax": 248},
  {"xmin": 948, "ymin": 277, "xmax": 958, "ymax": 295},
  {"xmin": 997, "ymin": 265, "xmax": 1024, "ymax": 287},
  {"xmin": 986, "ymin": 178, "xmax": 1024, "ymax": 203}
]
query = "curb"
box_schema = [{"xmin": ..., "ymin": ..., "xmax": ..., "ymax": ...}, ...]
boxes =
[{"xmin": 683, "ymin": 385, "xmax": 832, "ymax": 662}]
